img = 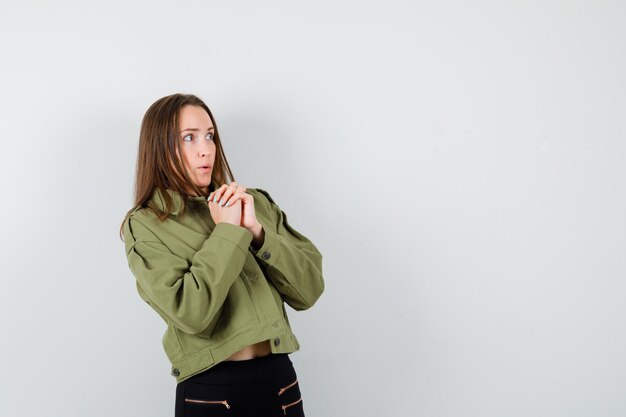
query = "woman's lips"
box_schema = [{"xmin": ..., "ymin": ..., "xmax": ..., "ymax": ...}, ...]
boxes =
[{"xmin": 198, "ymin": 166, "xmax": 211, "ymax": 172}]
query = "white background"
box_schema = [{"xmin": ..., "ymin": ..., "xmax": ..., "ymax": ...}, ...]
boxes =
[{"xmin": 1, "ymin": 1, "xmax": 625, "ymax": 416}]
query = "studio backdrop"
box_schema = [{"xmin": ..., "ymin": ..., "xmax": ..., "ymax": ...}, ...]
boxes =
[{"xmin": 1, "ymin": 1, "xmax": 625, "ymax": 416}]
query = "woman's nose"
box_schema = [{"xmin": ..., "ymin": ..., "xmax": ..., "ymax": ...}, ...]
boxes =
[{"xmin": 198, "ymin": 144, "xmax": 211, "ymax": 157}]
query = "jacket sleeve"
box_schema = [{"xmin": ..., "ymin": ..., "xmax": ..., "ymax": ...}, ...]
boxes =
[
  {"xmin": 249, "ymin": 188, "xmax": 325, "ymax": 311},
  {"xmin": 123, "ymin": 214, "xmax": 253, "ymax": 335}
]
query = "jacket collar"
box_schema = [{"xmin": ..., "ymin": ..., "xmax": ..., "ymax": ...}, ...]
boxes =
[{"xmin": 148, "ymin": 180, "xmax": 218, "ymax": 215}]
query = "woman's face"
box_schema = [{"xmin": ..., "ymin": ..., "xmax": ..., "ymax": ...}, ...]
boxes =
[{"xmin": 176, "ymin": 105, "xmax": 216, "ymax": 195}]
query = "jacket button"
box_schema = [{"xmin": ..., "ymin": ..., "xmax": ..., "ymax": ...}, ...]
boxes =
[
  {"xmin": 273, "ymin": 337, "xmax": 281, "ymax": 347},
  {"xmin": 172, "ymin": 368, "xmax": 180, "ymax": 377},
  {"xmin": 262, "ymin": 251, "xmax": 271, "ymax": 260}
]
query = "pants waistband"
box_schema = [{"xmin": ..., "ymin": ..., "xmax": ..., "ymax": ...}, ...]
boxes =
[{"xmin": 183, "ymin": 353, "xmax": 291, "ymax": 385}]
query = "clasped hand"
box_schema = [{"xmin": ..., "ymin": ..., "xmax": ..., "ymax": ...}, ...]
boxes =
[{"xmin": 207, "ymin": 182, "xmax": 264, "ymax": 246}]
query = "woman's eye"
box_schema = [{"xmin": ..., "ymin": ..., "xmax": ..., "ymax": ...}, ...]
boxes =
[
  {"xmin": 183, "ymin": 134, "xmax": 193, "ymax": 142},
  {"xmin": 206, "ymin": 132, "xmax": 214, "ymax": 140}
]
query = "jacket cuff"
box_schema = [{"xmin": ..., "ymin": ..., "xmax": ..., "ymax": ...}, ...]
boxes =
[
  {"xmin": 211, "ymin": 222, "xmax": 254, "ymax": 254},
  {"xmin": 250, "ymin": 225, "xmax": 281, "ymax": 264}
]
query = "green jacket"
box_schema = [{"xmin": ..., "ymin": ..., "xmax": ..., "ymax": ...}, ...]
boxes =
[{"xmin": 122, "ymin": 186, "xmax": 324, "ymax": 383}]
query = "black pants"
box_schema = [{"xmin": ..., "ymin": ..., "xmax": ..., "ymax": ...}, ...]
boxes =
[{"xmin": 175, "ymin": 353, "xmax": 305, "ymax": 417}]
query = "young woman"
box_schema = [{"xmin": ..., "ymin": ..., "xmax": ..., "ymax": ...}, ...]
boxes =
[{"xmin": 119, "ymin": 93, "xmax": 324, "ymax": 416}]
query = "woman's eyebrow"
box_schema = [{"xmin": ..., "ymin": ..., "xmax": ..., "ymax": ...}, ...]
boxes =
[{"xmin": 180, "ymin": 127, "xmax": 215, "ymax": 133}]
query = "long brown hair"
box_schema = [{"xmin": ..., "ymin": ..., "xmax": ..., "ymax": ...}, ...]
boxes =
[{"xmin": 119, "ymin": 93, "xmax": 235, "ymax": 240}]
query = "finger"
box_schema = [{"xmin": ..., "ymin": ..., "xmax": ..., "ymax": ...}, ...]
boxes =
[
  {"xmin": 209, "ymin": 184, "xmax": 229, "ymax": 203},
  {"xmin": 237, "ymin": 191, "xmax": 252, "ymax": 205},
  {"xmin": 222, "ymin": 190, "xmax": 243, "ymax": 207},
  {"xmin": 225, "ymin": 190, "xmax": 249, "ymax": 207},
  {"xmin": 220, "ymin": 183, "xmax": 248, "ymax": 206},
  {"xmin": 232, "ymin": 185, "xmax": 246, "ymax": 201},
  {"xmin": 209, "ymin": 183, "xmax": 246, "ymax": 205},
  {"xmin": 219, "ymin": 184, "xmax": 239, "ymax": 207},
  {"xmin": 208, "ymin": 190, "xmax": 220, "ymax": 204},
  {"xmin": 228, "ymin": 182, "xmax": 247, "ymax": 194},
  {"xmin": 209, "ymin": 186, "xmax": 221, "ymax": 203}
]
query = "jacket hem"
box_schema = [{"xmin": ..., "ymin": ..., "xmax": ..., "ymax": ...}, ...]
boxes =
[{"xmin": 171, "ymin": 318, "xmax": 301, "ymax": 384}]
